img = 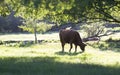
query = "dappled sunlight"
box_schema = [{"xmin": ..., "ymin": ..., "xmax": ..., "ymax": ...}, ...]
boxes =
[
  {"xmin": 0, "ymin": 32, "xmax": 120, "ymax": 75},
  {"xmin": 0, "ymin": 42, "xmax": 120, "ymax": 66},
  {"xmin": 0, "ymin": 41, "xmax": 120, "ymax": 75}
]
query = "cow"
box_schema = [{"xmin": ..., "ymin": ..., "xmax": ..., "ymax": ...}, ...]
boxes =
[{"xmin": 59, "ymin": 29, "xmax": 86, "ymax": 53}]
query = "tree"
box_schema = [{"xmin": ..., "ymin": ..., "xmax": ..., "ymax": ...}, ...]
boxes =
[
  {"xmin": 23, "ymin": 0, "xmax": 119, "ymax": 24},
  {"xmin": 62, "ymin": 0, "xmax": 120, "ymax": 23},
  {"xmin": 0, "ymin": 0, "xmax": 119, "ymax": 34},
  {"xmin": 19, "ymin": 0, "xmax": 52, "ymax": 44},
  {"xmin": 0, "ymin": 0, "xmax": 23, "ymax": 32},
  {"xmin": 19, "ymin": 19, "xmax": 52, "ymax": 44},
  {"xmin": 1, "ymin": 0, "xmax": 120, "ymax": 24}
]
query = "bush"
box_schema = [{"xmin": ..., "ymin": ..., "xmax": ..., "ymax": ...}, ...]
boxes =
[
  {"xmin": 106, "ymin": 38, "xmax": 120, "ymax": 49},
  {"xmin": 88, "ymin": 37, "xmax": 120, "ymax": 52},
  {"xmin": 81, "ymin": 22, "xmax": 106, "ymax": 38},
  {"xmin": 98, "ymin": 42, "xmax": 109, "ymax": 50}
]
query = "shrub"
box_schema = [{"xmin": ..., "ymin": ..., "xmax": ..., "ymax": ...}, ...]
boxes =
[
  {"xmin": 81, "ymin": 22, "xmax": 106, "ymax": 38},
  {"xmin": 98, "ymin": 42, "xmax": 108, "ymax": 50}
]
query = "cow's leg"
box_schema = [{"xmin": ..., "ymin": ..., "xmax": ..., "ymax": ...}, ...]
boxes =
[
  {"xmin": 69, "ymin": 43, "xmax": 73, "ymax": 52},
  {"xmin": 61, "ymin": 42, "xmax": 65, "ymax": 52},
  {"xmin": 74, "ymin": 45, "xmax": 77, "ymax": 53}
]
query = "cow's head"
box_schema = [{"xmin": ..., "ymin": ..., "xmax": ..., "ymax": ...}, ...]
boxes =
[{"xmin": 79, "ymin": 43, "xmax": 87, "ymax": 52}]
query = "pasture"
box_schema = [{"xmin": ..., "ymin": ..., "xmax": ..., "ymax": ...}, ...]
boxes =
[{"xmin": 0, "ymin": 32, "xmax": 120, "ymax": 75}]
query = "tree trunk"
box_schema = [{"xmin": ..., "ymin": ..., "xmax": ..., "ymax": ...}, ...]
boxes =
[{"xmin": 34, "ymin": 24, "xmax": 37, "ymax": 44}]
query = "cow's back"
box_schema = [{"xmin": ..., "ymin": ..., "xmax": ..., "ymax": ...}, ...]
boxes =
[{"xmin": 59, "ymin": 29, "xmax": 81, "ymax": 43}]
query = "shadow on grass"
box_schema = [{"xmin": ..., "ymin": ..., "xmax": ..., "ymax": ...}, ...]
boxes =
[
  {"xmin": 55, "ymin": 51, "xmax": 83, "ymax": 56},
  {"xmin": 0, "ymin": 57, "xmax": 120, "ymax": 75}
]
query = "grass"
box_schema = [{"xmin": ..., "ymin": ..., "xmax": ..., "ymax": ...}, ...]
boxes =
[
  {"xmin": 0, "ymin": 32, "xmax": 59, "ymax": 41},
  {"xmin": 0, "ymin": 57, "xmax": 120, "ymax": 75},
  {"xmin": 0, "ymin": 42, "xmax": 120, "ymax": 75},
  {"xmin": 0, "ymin": 32, "xmax": 120, "ymax": 75}
]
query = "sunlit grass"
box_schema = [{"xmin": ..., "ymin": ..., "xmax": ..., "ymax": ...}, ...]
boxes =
[
  {"xmin": 0, "ymin": 42, "xmax": 120, "ymax": 66},
  {"xmin": 0, "ymin": 32, "xmax": 120, "ymax": 75},
  {"xmin": 0, "ymin": 43, "xmax": 120, "ymax": 75},
  {"xmin": 0, "ymin": 32, "xmax": 59, "ymax": 41}
]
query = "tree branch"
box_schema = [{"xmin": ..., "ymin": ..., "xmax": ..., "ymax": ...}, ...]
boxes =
[{"xmin": 94, "ymin": 4, "xmax": 120, "ymax": 23}]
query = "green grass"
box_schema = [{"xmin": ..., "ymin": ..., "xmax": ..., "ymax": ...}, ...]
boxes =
[
  {"xmin": 0, "ymin": 42, "xmax": 120, "ymax": 75},
  {"xmin": 0, "ymin": 32, "xmax": 120, "ymax": 75},
  {"xmin": 0, "ymin": 56, "xmax": 120, "ymax": 75},
  {"xmin": 0, "ymin": 32, "xmax": 59, "ymax": 41}
]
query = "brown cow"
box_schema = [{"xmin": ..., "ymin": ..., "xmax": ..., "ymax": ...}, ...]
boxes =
[{"xmin": 59, "ymin": 29, "xmax": 86, "ymax": 53}]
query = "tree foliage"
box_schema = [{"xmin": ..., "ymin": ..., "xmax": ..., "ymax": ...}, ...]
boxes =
[
  {"xmin": 63, "ymin": 0, "xmax": 120, "ymax": 23},
  {"xmin": 0, "ymin": 0, "xmax": 120, "ymax": 24},
  {"xmin": 0, "ymin": 0, "xmax": 120, "ymax": 28},
  {"xmin": 19, "ymin": 19, "xmax": 52, "ymax": 33}
]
